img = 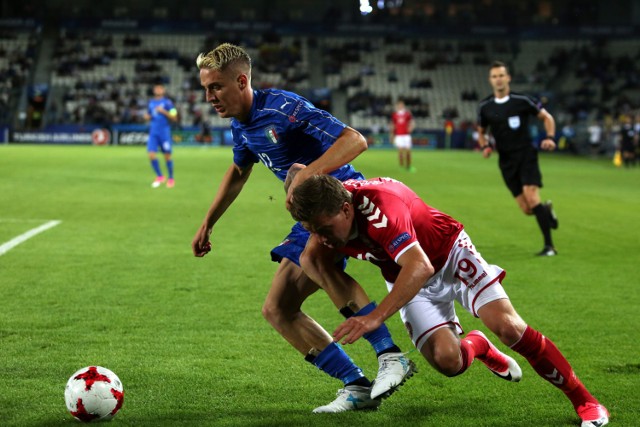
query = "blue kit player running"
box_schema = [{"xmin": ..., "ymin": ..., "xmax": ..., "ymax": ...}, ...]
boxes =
[
  {"xmin": 144, "ymin": 83, "xmax": 178, "ymax": 188},
  {"xmin": 191, "ymin": 43, "xmax": 415, "ymax": 412}
]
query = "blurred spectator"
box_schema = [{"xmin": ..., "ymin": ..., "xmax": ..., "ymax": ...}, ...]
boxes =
[{"xmin": 587, "ymin": 121, "xmax": 603, "ymax": 157}]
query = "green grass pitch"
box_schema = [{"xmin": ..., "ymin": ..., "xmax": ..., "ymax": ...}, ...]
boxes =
[{"xmin": 0, "ymin": 144, "xmax": 637, "ymax": 426}]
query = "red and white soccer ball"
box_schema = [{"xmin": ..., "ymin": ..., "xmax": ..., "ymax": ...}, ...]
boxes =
[{"xmin": 64, "ymin": 366, "xmax": 124, "ymax": 422}]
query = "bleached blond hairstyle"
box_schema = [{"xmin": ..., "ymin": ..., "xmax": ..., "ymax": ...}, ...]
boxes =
[{"xmin": 196, "ymin": 43, "xmax": 252, "ymax": 74}]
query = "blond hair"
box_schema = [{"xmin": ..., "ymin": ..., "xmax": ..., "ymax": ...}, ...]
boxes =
[{"xmin": 196, "ymin": 43, "xmax": 252, "ymax": 73}]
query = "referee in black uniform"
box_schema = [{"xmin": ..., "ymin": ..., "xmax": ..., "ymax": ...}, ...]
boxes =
[{"xmin": 477, "ymin": 61, "xmax": 558, "ymax": 256}]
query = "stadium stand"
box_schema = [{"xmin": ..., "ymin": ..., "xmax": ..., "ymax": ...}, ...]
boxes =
[
  {"xmin": 1, "ymin": 0, "xmax": 638, "ymax": 154},
  {"xmin": 0, "ymin": 29, "xmax": 37, "ymax": 127},
  {"xmin": 49, "ymin": 30, "xmax": 310, "ymax": 130}
]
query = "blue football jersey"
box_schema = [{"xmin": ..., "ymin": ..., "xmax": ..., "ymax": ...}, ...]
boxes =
[
  {"xmin": 231, "ymin": 89, "xmax": 361, "ymax": 182},
  {"xmin": 148, "ymin": 97, "xmax": 175, "ymax": 135}
]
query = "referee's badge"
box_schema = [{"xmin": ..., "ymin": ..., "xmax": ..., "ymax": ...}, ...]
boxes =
[{"xmin": 508, "ymin": 116, "xmax": 521, "ymax": 129}]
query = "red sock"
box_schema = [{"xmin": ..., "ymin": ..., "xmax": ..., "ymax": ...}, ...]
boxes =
[
  {"xmin": 511, "ymin": 326, "xmax": 597, "ymax": 408},
  {"xmin": 453, "ymin": 338, "xmax": 478, "ymax": 376},
  {"xmin": 464, "ymin": 332, "xmax": 490, "ymax": 358}
]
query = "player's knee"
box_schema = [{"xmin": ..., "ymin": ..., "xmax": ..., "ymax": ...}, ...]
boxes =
[
  {"xmin": 299, "ymin": 249, "xmax": 328, "ymax": 281},
  {"xmin": 261, "ymin": 301, "xmax": 275, "ymax": 324},
  {"xmin": 432, "ymin": 346, "xmax": 462, "ymax": 376},
  {"xmin": 261, "ymin": 299, "xmax": 285, "ymax": 326},
  {"xmin": 517, "ymin": 201, "xmax": 533, "ymax": 215},
  {"xmin": 262, "ymin": 288, "xmax": 304, "ymax": 327},
  {"xmin": 492, "ymin": 317, "xmax": 527, "ymax": 347},
  {"xmin": 299, "ymin": 251, "xmax": 314, "ymax": 272}
]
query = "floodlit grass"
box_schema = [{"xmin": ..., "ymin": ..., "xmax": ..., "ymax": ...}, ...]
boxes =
[{"xmin": 0, "ymin": 144, "xmax": 637, "ymax": 426}]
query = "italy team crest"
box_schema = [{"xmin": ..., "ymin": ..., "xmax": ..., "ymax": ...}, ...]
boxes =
[{"xmin": 265, "ymin": 126, "xmax": 279, "ymax": 144}]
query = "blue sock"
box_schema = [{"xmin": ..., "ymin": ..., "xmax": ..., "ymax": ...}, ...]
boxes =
[
  {"xmin": 166, "ymin": 160, "xmax": 173, "ymax": 179},
  {"xmin": 150, "ymin": 159, "xmax": 162, "ymax": 177},
  {"xmin": 353, "ymin": 302, "xmax": 398, "ymax": 355},
  {"xmin": 312, "ymin": 342, "xmax": 368, "ymax": 386}
]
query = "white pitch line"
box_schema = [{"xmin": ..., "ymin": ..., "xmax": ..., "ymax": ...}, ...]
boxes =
[{"xmin": 0, "ymin": 220, "xmax": 62, "ymax": 256}]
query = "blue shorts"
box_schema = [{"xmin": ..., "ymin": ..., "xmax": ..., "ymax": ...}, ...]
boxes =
[
  {"xmin": 147, "ymin": 130, "xmax": 172, "ymax": 154},
  {"xmin": 271, "ymin": 222, "xmax": 347, "ymax": 269},
  {"xmin": 271, "ymin": 171, "xmax": 363, "ymax": 267}
]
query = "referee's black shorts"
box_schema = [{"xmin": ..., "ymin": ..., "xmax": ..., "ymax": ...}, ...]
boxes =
[{"xmin": 498, "ymin": 146, "xmax": 543, "ymax": 197}]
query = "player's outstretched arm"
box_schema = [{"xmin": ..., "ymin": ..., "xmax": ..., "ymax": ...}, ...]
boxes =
[
  {"xmin": 333, "ymin": 245, "xmax": 434, "ymax": 344},
  {"xmin": 192, "ymin": 163, "xmax": 253, "ymax": 257},
  {"xmin": 538, "ymin": 109, "xmax": 557, "ymax": 151},
  {"xmin": 192, "ymin": 224, "xmax": 213, "ymax": 257},
  {"xmin": 156, "ymin": 106, "xmax": 179, "ymax": 123},
  {"xmin": 477, "ymin": 125, "xmax": 493, "ymax": 158},
  {"xmin": 285, "ymin": 127, "xmax": 367, "ymax": 208}
]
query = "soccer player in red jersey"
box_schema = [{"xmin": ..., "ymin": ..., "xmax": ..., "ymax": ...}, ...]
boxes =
[
  {"xmin": 390, "ymin": 100, "xmax": 416, "ymax": 172},
  {"xmin": 287, "ymin": 165, "xmax": 609, "ymax": 427}
]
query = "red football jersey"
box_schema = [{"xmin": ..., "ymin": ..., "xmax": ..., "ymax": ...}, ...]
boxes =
[
  {"xmin": 391, "ymin": 109, "xmax": 413, "ymax": 135},
  {"xmin": 340, "ymin": 178, "xmax": 464, "ymax": 283}
]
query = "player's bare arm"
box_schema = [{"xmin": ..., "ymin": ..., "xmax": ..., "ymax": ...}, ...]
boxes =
[
  {"xmin": 157, "ymin": 107, "xmax": 178, "ymax": 123},
  {"xmin": 285, "ymin": 127, "xmax": 367, "ymax": 207},
  {"xmin": 333, "ymin": 245, "xmax": 434, "ymax": 344},
  {"xmin": 191, "ymin": 163, "xmax": 253, "ymax": 257},
  {"xmin": 538, "ymin": 109, "xmax": 556, "ymax": 151},
  {"xmin": 477, "ymin": 125, "xmax": 493, "ymax": 158}
]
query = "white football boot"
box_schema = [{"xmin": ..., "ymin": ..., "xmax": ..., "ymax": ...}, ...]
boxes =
[
  {"xmin": 370, "ymin": 352, "xmax": 417, "ymax": 400},
  {"xmin": 312, "ymin": 385, "xmax": 381, "ymax": 413}
]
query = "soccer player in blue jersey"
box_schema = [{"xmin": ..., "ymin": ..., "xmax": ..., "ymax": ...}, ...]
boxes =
[
  {"xmin": 191, "ymin": 43, "xmax": 415, "ymax": 412},
  {"xmin": 144, "ymin": 83, "xmax": 178, "ymax": 188}
]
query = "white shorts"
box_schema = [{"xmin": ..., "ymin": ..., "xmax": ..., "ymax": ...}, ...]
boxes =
[
  {"xmin": 393, "ymin": 134, "xmax": 412, "ymax": 149},
  {"xmin": 385, "ymin": 230, "xmax": 508, "ymax": 351}
]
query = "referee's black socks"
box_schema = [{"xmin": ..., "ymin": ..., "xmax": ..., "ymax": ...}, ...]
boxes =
[{"xmin": 532, "ymin": 203, "xmax": 553, "ymax": 247}]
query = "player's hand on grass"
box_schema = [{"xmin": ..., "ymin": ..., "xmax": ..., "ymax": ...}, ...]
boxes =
[
  {"xmin": 192, "ymin": 226, "xmax": 212, "ymax": 257},
  {"xmin": 333, "ymin": 315, "xmax": 382, "ymax": 345}
]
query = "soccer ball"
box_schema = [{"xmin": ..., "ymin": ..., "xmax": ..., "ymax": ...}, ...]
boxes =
[{"xmin": 64, "ymin": 366, "xmax": 124, "ymax": 422}]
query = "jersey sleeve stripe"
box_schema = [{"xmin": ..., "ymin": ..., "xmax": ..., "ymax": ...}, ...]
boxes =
[
  {"xmin": 510, "ymin": 93, "xmax": 540, "ymax": 109},
  {"xmin": 393, "ymin": 240, "xmax": 419, "ymax": 263}
]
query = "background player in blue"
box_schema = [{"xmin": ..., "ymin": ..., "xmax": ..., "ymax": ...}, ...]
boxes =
[
  {"xmin": 191, "ymin": 43, "xmax": 415, "ymax": 412},
  {"xmin": 144, "ymin": 83, "xmax": 178, "ymax": 188}
]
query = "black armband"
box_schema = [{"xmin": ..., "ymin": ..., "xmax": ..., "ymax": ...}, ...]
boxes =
[{"xmin": 545, "ymin": 135, "xmax": 555, "ymax": 142}]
